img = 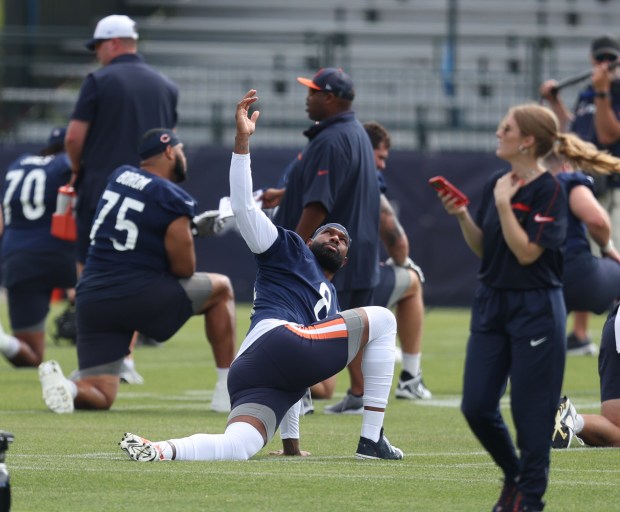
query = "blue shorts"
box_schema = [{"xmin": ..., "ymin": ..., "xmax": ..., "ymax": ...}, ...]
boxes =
[
  {"xmin": 76, "ymin": 273, "xmax": 193, "ymax": 370},
  {"xmin": 228, "ymin": 315, "xmax": 351, "ymax": 433},
  {"xmin": 599, "ymin": 305, "xmax": 620, "ymax": 402},
  {"xmin": 2, "ymin": 252, "xmax": 76, "ymax": 330},
  {"xmin": 372, "ymin": 264, "xmax": 412, "ymax": 309},
  {"xmin": 563, "ymin": 252, "xmax": 620, "ymax": 314}
]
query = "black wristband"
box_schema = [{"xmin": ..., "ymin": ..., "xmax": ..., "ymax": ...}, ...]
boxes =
[{"xmin": 594, "ymin": 91, "xmax": 610, "ymax": 98}]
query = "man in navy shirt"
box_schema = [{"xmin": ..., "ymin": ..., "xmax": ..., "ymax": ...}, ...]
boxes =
[
  {"xmin": 0, "ymin": 127, "xmax": 76, "ymax": 367},
  {"xmin": 262, "ymin": 67, "xmax": 380, "ymax": 303},
  {"xmin": 119, "ymin": 90, "xmax": 402, "ymax": 462},
  {"xmin": 38, "ymin": 129, "xmax": 236, "ymax": 414},
  {"xmin": 65, "ymin": 15, "xmax": 179, "ymax": 270}
]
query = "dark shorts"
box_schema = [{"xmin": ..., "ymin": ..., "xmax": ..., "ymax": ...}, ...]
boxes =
[
  {"xmin": 599, "ymin": 306, "xmax": 620, "ymax": 402},
  {"xmin": 8, "ymin": 282, "xmax": 53, "ymax": 331},
  {"xmin": 76, "ymin": 273, "xmax": 194, "ymax": 370},
  {"xmin": 337, "ymin": 288, "xmax": 375, "ymax": 310},
  {"xmin": 563, "ymin": 252, "xmax": 620, "ymax": 314},
  {"xmin": 2, "ymin": 252, "xmax": 76, "ymax": 330},
  {"xmin": 228, "ymin": 315, "xmax": 352, "ymax": 432}
]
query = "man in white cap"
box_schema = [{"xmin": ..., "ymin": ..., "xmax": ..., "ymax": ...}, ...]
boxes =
[{"xmin": 65, "ymin": 14, "xmax": 179, "ymax": 276}]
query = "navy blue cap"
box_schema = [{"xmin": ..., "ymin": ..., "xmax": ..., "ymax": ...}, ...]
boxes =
[
  {"xmin": 138, "ymin": 129, "xmax": 181, "ymax": 160},
  {"xmin": 297, "ymin": 68, "xmax": 355, "ymax": 101},
  {"xmin": 312, "ymin": 222, "xmax": 351, "ymax": 245},
  {"xmin": 47, "ymin": 127, "xmax": 66, "ymax": 147},
  {"xmin": 591, "ymin": 35, "xmax": 620, "ymax": 58}
]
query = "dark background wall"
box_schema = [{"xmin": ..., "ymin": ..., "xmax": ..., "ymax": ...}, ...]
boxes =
[{"xmin": 0, "ymin": 144, "xmax": 502, "ymax": 306}]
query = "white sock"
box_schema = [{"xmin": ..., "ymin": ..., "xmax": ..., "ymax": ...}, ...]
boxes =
[
  {"xmin": 168, "ymin": 422, "xmax": 264, "ymax": 461},
  {"xmin": 574, "ymin": 414, "xmax": 585, "ymax": 434},
  {"xmin": 123, "ymin": 357, "xmax": 135, "ymax": 370},
  {"xmin": 360, "ymin": 306, "xmax": 397, "ymax": 442},
  {"xmin": 68, "ymin": 380, "xmax": 78, "ymax": 399},
  {"xmin": 216, "ymin": 367, "xmax": 229, "ymax": 384},
  {"xmin": 402, "ymin": 353, "xmax": 421, "ymax": 377},
  {"xmin": 361, "ymin": 410, "xmax": 384, "ymax": 442},
  {"xmin": 0, "ymin": 333, "xmax": 21, "ymax": 359},
  {"xmin": 151, "ymin": 441, "xmax": 175, "ymax": 460}
]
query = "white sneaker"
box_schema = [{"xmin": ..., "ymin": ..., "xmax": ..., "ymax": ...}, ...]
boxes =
[
  {"xmin": 38, "ymin": 360, "xmax": 74, "ymax": 414},
  {"xmin": 551, "ymin": 395, "xmax": 583, "ymax": 449},
  {"xmin": 395, "ymin": 370, "xmax": 432, "ymax": 400},
  {"xmin": 119, "ymin": 359, "xmax": 145, "ymax": 385},
  {"xmin": 210, "ymin": 380, "xmax": 231, "ymax": 413},
  {"xmin": 119, "ymin": 433, "xmax": 162, "ymax": 462}
]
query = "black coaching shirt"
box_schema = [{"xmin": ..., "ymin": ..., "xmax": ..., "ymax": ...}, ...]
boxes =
[{"xmin": 475, "ymin": 169, "xmax": 567, "ymax": 289}]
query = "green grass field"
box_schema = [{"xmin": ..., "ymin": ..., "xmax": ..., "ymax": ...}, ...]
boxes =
[{"xmin": 1, "ymin": 303, "xmax": 617, "ymax": 512}]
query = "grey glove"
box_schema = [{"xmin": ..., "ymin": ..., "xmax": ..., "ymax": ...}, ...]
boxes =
[
  {"xmin": 192, "ymin": 210, "xmax": 229, "ymax": 237},
  {"xmin": 385, "ymin": 257, "xmax": 425, "ymax": 283}
]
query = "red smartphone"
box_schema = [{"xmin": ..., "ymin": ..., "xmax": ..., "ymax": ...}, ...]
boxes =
[{"xmin": 428, "ymin": 176, "xmax": 470, "ymax": 207}]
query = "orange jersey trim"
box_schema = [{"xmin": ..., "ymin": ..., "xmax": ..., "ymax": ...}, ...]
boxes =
[{"xmin": 284, "ymin": 318, "xmax": 348, "ymax": 340}]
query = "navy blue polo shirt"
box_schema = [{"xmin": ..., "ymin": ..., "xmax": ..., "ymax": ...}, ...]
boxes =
[
  {"xmin": 476, "ymin": 170, "xmax": 567, "ymax": 289},
  {"xmin": 557, "ymin": 172, "xmax": 594, "ymax": 255},
  {"xmin": 274, "ymin": 111, "xmax": 380, "ymax": 292},
  {"xmin": 71, "ymin": 53, "xmax": 178, "ymax": 210}
]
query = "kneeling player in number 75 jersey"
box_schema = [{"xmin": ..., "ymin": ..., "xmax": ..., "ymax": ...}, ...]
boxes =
[
  {"xmin": 119, "ymin": 89, "xmax": 403, "ymax": 462},
  {"xmin": 38, "ymin": 127, "xmax": 236, "ymax": 415}
]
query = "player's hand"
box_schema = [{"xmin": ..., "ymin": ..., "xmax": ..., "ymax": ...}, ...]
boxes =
[
  {"xmin": 236, "ymin": 90, "xmax": 260, "ymax": 137},
  {"xmin": 592, "ymin": 63, "xmax": 612, "ymax": 93},
  {"xmin": 539, "ymin": 79, "xmax": 559, "ymax": 101},
  {"xmin": 260, "ymin": 188, "xmax": 285, "ymax": 209},
  {"xmin": 191, "ymin": 210, "xmax": 230, "ymax": 237}
]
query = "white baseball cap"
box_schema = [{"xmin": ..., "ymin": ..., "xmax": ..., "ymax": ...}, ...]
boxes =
[{"xmin": 85, "ymin": 14, "xmax": 139, "ymax": 51}]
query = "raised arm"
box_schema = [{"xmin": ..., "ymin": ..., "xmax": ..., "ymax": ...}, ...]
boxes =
[{"xmin": 229, "ymin": 90, "xmax": 278, "ymax": 254}]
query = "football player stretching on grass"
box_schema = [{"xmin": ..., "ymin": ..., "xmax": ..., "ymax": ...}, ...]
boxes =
[{"xmin": 120, "ymin": 89, "xmax": 403, "ymax": 462}]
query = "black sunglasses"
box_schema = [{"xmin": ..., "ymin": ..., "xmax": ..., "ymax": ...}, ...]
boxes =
[{"xmin": 595, "ymin": 53, "xmax": 618, "ymax": 63}]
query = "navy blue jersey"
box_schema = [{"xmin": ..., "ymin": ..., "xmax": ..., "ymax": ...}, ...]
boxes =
[
  {"xmin": 274, "ymin": 111, "xmax": 380, "ymax": 292},
  {"xmin": 1, "ymin": 152, "xmax": 74, "ymax": 258},
  {"xmin": 77, "ymin": 166, "xmax": 195, "ymax": 301},
  {"xmin": 249, "ymin": 226, "xmax": 340, "ymax": 330},
  {"xmin": 476, "ymin": 170, "xmax": 567, "ymax": 289},
  {"xmin": 71, "ymin": 54, "xmax": 178, "ymax": 210},
  {"xmin": 557, "ymin": 172, "xmax": 594, "ymax": 255}
]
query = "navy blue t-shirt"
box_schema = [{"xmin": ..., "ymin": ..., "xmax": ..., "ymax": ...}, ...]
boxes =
[
  {"xmin": 249, "ymin": 226, "xmax": 340, "ymax": 330},
  {"xmin": 274, "ymin": 111, "xmax": 380, "ymax": 292},
  {"xmin": 557, "ymin": 172, "xmax": 594, "ymax": 255},
  {"xmin": 1, "ymin": 152, "xmax": 74, "ymax": 258},
  {"xmin": 476, "ymin": 170, "xmax": 567, "ymax": 289},
  {"xmin": 71, "ymin": 54, "xmax": 178, "ymax": 210},
  {"xmin": 77, "ymin": 166, "xmax": 195, "ymax": 302}
]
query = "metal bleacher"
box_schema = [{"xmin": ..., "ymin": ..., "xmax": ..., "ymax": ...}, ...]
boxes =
[{"xmin": 3, "ymin": 0, "xmax": 620, "ymax": 150}]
